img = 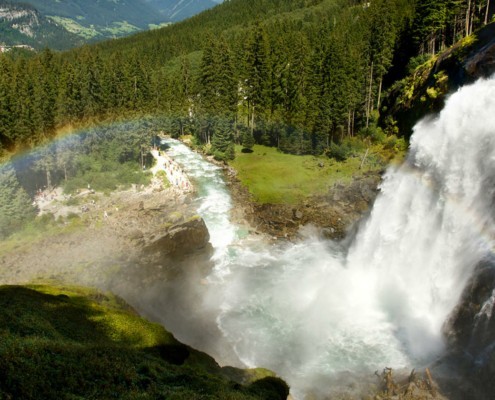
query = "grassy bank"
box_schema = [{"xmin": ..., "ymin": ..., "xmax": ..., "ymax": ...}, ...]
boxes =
[
  {"xmin": 230, "ymin": 143, "xmax": 403, "ymax": 204},
  {"xmin": 0, "ymin": 284, "xmax": 288, "ymax": 400}
]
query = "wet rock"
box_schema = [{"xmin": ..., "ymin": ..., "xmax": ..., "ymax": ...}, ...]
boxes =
[
  {"xmin": 464, "ymin": 25, "xmax": 495, "ymax": 79},
  {"xmin": 443, "ymin": 256, "xmax": 495, "ymax": 398},
  {"xmin": 144, "ymin": 216, "xmax": 211, "ymax": 258},
  {"xmin": 444, "ymin": 257, "xmax": 495, "ymax": 352}
]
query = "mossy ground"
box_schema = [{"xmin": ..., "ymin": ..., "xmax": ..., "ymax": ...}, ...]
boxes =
[{"xmin": 0, "ymin": 284, "xmax": 288, "ymax": 400}]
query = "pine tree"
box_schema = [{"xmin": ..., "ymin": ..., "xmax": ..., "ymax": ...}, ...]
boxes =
[
  {"xmin": 211, "ymin": 117, "xmax": 235, "ymax": 161},
  {"xmin": 243, "ymin": 23, "xmax": 270, "ymax": 132},
  {"xmin": 0, "ymin": 165, "xmax": 36, "ymax": 238},
  {"xmin": 32, "ymin": 147, "xmax": 56, "ymax": 189},
  {"xmin": 0, "ymin": 56, "xmax": 14, "ymax": 147},
  {"xmin": 240, "ymin": 124, "xmax": 255, "ymax": 152},
  {"xmin": 56, "ymin": 61, "xmax": 82, "ymax": 125},
  {"xmin": 413, "ymin": 0, "xmax": 449, "ymax": 54}
]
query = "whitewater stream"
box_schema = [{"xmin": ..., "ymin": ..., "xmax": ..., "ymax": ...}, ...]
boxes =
[{"xmin": 160, "ymin": 77, "xmax": 495, "ymax": 398}]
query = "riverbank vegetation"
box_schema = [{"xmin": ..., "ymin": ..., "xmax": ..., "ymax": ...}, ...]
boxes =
[{"xmin": 0, "ymin": 284, "xmax": 289, "ymax": 400}]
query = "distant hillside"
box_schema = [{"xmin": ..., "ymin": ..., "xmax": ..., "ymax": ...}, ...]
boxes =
[
  {"xmin": 7, "ymin": 0, "xmax": 168, "ymax": 42},
  {"xmin": 3, "ymin": 0, "xmax": 224, "ymax": 47},
  {"xmin": 146, "ymin": 0, "xmax": 220, "ymax": 22},
  {"xmin": 0, "ymin": 1, "xmax": 82, "ymax": 50}
]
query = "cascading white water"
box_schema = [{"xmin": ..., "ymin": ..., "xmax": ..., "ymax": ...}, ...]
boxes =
[{"xmin": 162, "ymin": 76, "xmax": 495, "ymax": 398}]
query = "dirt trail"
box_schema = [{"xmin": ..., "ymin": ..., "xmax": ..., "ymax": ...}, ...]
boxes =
[{"xmin": 150, "ymin": 148, "xmax": 192, "ymax": 193}]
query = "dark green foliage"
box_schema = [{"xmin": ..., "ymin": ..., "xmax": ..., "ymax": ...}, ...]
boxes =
[
  {"xmin": 247, "ymin": 376, "xmax": 290, "ymax": 400},
  {"xmin": 327, "ymin": 138, "xmax": 366, "ymax": 162},
  {"xmin": 241, "ymin": 125, "xmax": 255, "ymax": 152},
  {"xmin": 412, "ymin": 0, "xmax": 492, "ymax": 54},
  {"xmin": 0, "ymin": 165, "xmax": 36, "ymax": 238},
  {"xmin": 211, "ymin": 118, "xmax": 236, "ymax": 161},
  {"xmin": 0, "ymin": 284, "xmax": 282, "ymax": 400}
]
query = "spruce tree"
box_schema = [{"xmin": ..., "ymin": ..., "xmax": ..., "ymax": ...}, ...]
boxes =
[
  {"xmin": 211, "ymin": 117, "xmax": 235, "ymax": 161},
  {"xmin": 241, "ymin": 125, "xmax": 255, "ymax": 152},
  {"xmin": 0, "ymin": 165, "xmax": 36, "ymax": 238}
]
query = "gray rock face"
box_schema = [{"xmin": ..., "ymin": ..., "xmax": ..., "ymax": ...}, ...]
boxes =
[
  {"xmin": 443, "ymin": 257, "xmax": 495, "ymax": 398},
  {"xmin": 464, "ymin": 25, "xmax": 495, "ymax": 79},
  {"xmin": 444, "ymin": 258, "xmax": 495, "ymax": 352},
  {"xmin": 144, "ymin": 217, "xmax": 211, "ymax": 258}
]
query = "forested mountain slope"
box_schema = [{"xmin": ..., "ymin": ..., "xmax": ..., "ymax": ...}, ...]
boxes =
[{"xmin": 0, "ymin": 0, "xmax": 493, "ymax": 159}]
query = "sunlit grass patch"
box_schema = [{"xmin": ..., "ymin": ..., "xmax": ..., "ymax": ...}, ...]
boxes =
[{"xmin": 230, "ymin": 144, "xmax": 395, "ymax": 204}]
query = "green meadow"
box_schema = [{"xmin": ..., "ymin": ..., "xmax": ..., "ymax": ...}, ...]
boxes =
[{"xmin": 230, "ymin": 143, "xmax": 401, "ymax": 204}]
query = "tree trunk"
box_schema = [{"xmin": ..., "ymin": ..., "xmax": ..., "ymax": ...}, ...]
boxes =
[
  {"xmin": 377, "ymin": 77, "xmax": 383, "ymax": 110},
  {"xmin": 485, "ymin": 0, "xmax": 491, "ymax": 25},
  {"xmin": 466, "ymin": 0, "xmax": 472, "ymax": 36},
  {"xmin": 348, "ymin": 110, "xmax": 351, "ymax": 136},
  {"xmin": 366, "ymin": 61, "xmax": 373, "ymax": 129},
  {"xmin": 251, "ymin": 104, "xmax": 255, "ymax": 135},
  {"xmin": 453, "ymin": 14, "xmax": 458, "ymax": 43},
  {"xmin": 470, "ymin": 2, "xmax": 474, "ymax": 36},
  {"xmin": 360, "ymin": 147, "xmax": 369, "ymax": 170}
]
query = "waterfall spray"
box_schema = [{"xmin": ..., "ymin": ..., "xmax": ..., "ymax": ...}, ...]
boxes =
[{"xmin": 168, "ymin": 76, "xmax": 495, "ymax": 396}]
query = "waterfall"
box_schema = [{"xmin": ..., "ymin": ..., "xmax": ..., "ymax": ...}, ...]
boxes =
[{"xmin": 161, "ymin": 76, "xmax": 495, "ymax": 397}]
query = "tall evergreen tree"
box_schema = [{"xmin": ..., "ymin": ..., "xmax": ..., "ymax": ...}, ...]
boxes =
[
  {"xmin": 0, "ymin": 165, "xmax": 36, "ymax": 238},
  {"xmin": 243, "ymin": 23, "xmax": 270, "ymax": 132}
]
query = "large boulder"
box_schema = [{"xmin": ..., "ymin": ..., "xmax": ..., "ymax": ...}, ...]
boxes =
[{"xmin": 144, "ymin": 216, "xmax": 211, "ymax": 258}]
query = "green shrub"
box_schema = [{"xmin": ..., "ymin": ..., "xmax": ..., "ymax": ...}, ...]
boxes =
[
  {"xmin": 327, "ymin": 137, "xmax": 366, "ymax": 161},
  {"xmin": 328, "ymin": 142, "xmax": 351, "ymax": 161},
  {"xmin": 359, "ymin": 126, "xmax": 386, "ymax": 144},
  {"xmin": 406, "ymin": 54, "xmax": 432, "ymax": 73},
  {"xmin": 383, "ymin": 135, "xmax": 407, "ymax": 152},
  {"xmin": 248, "ymin": 377, "xmax": 290, "ymax": 400}
]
